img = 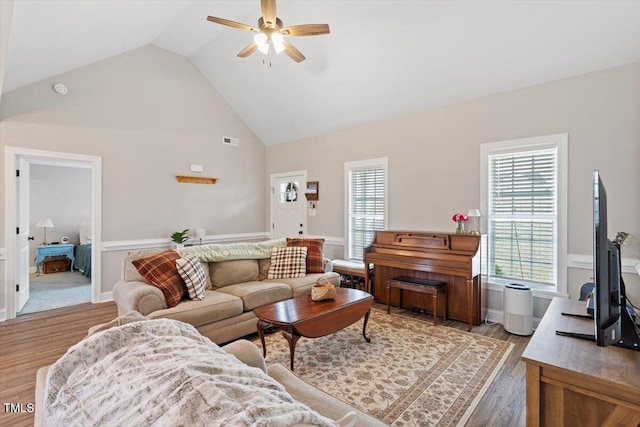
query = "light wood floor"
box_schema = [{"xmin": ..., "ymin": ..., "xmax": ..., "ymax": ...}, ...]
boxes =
[{"xmin": 0, "ymin": 301, "xmax": 529, "ymax": 427}]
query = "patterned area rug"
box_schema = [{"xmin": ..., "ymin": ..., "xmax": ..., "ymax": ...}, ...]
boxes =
[{"xmin": 253, "ymin": 309, "xmax": 513, "ymax": 426}]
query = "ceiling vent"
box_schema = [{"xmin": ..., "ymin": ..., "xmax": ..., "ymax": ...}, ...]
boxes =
[{"xmin": 223, "ymin": 137, "xmax": 239, "ymax": 147}]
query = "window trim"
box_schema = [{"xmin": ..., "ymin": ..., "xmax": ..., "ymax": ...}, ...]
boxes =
[
  {"xmin": 480, "ymin": 134, "xmax": 568, "ymax": 294},
  {"xmin": 344, "ymin": 157, "xmax": 389, "ymax": 261}
]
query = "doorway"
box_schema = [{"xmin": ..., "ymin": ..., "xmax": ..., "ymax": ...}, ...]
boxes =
[
  {"xmin": 270, "ymin": 170, "xmax": 307, "ymax": 239},
  {"xmin": 19, "ymin": 163, "xmax": 92, "ymax": 315},
  {"xmin": 4, "ymin": 147, "xmax": 102, "ymax": 320}
]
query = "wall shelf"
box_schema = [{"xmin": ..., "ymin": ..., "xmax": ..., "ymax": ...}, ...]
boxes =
[{"xmin": 176, "ymin": 175, "xmax": 217, "ymax": 185}]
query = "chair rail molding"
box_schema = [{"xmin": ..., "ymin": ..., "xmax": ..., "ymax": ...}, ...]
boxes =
[
  {"xmin": 101, "ymin": 232, "xmax": 271, "ymax": 252},
  {"xmin": 568, "ymin": 253, "xmax": 640, "ymax": 275}
]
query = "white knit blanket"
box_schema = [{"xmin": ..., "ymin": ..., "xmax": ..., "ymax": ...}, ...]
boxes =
[{"xmin": 44, "ymin": 319, "xmax": 338, "ymax": 427}]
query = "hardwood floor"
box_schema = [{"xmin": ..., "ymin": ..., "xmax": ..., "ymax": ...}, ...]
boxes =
[
  {"xmin": 0, "ymin": 302, "xmax": 118, "ymax": 427},
  {"xmin": 0, "ymin": 301, "xmax": 529, "ymax": 427}
]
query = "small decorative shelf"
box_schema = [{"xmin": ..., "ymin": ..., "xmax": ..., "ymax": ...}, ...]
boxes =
[
  {"xmin": 176, "ymin": 175, "xmax": 217, "ymax": 185},
  {"xmin": 305, "ymin": 181, "xmax": 319, "ymax": 201}
]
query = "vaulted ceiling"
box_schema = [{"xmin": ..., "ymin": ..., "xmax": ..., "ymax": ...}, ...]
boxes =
[{"xmin": 2, "ymin": 1, "xmax": 639, "ymax": 145}]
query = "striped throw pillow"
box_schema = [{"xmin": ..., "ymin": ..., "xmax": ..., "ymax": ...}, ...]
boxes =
[
  {"xmin": 176, "ymin": 255, "xmax": 207, "ymax": 300},
  {"xmin": 267, "ymin": 247, "xmax": 308, "ymax": 279},
  {"xmin": 132, "ymin": 250, "xmax": 187, "ymax": 307}
]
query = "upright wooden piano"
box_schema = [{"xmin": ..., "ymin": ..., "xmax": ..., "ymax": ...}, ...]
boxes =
[{"xmin": 364, "ymin": 231, "xmax": 483, "ymax": 330}]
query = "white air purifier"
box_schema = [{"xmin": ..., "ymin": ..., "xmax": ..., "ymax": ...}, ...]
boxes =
[{"xmin": 503, "ymin": 283, "xmax": 533, "ymax": 336}]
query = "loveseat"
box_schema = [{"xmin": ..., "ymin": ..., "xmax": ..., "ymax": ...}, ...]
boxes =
[
  {"xmin": 113, "ymin": 238, "xmax": 340, "ymax": 344},
  {"xmin": 35, "ymin": 313, "xmax": 385, "ymax": 427}
]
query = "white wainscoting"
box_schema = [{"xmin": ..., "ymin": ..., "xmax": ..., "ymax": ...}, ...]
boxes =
[{"xmin": 0, "ymin": 247, "xmax": 6, "ymax": 261}]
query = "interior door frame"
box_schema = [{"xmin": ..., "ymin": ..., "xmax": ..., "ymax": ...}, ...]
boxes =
[
  {"xmin": 269, "ymin": 170, "xmax": 307, "ymax": 239},
  {"xmin": 4, "ymin": 146, "xmax": 102, "ymax": 320}
]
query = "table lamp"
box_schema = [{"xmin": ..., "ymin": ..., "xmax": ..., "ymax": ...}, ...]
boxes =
[
  {"xmin": 467, "ymin": 209, "xmax": 481, "ymax": 235},
  {"xmin": 36, "ymin": 217, "xmax": 54, "ymax": 245}
]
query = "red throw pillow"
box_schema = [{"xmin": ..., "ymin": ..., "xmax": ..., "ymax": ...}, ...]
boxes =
[
  {"xmin": 132, "ymin": 250, "xmax": 187, "ymax": 307},
  {"xmin": 286, "ymin": 238, "xmax": 325, "ymax": 273}
]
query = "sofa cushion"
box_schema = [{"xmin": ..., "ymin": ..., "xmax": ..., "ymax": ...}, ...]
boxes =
[
  {"xmin": 147, "ymin": 290, "xmax": 244, "ymax": 327},
  {"xmin": 132, "ymin": 251, "xmax": 187, "ymax": 307},
  {"xmin": 268, "ymin": 247, "xmax": 307, "ymax": 279},
  {"xmin": 210, "ymin": 259, "xmax": 259, "ymax": 288},
  {"xmin": 217, "ymin": 281, "xmax": 292, "ymax": 311},
  {"xmin": 258, "ymin": 258, "xmax": 271, "ymax": 280},
  {"xmin": 176, "ymin": 255, "xmax": 207, "ymax": 300},
  {"xmin": 286, "ymin": 238, "xmax": 325, "ymax": 274},
  {"xmin": 123, "ymin": 249, "xmax": 212, "ymax": 288},
  {"xmin": 265, "ymin": 272, "xmax": 340, "ymax": 298}
]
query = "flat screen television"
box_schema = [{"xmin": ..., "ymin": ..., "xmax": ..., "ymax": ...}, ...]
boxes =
[{"xmin": 593, "ymin": 170, "xmax": 639, "ymax": 351}]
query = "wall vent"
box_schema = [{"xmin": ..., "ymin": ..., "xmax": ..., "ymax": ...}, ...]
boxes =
[{"xmin": 223, "ymin": 137, "xmax": 239, "ymax": 146}]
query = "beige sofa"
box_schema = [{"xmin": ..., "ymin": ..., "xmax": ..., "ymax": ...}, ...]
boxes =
[
  {"xmin": 113, "ymin": 242, "xmax": 340, "ymax": 344},
  {"xmin": 35, "ymin": 338, "xmax": 385, "ymax": 427}
]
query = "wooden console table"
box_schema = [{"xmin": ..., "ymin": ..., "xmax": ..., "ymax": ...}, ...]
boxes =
[{"xmin": 522, "ymin": 297, "xmax": 640, "ymax": 426}]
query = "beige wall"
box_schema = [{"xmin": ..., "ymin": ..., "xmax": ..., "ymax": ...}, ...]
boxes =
[
  {"xmin": 266, "ymin": 63, "xmax": 640, "ymax": 319},
  {"xmin": 0, "ymin": 45, "xmax": 267, "ymax": 307}
]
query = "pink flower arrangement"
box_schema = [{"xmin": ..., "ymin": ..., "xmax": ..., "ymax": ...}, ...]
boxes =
[{"xmin": 452, "ymin": 213, "xmax": 469, "ymax": 223}]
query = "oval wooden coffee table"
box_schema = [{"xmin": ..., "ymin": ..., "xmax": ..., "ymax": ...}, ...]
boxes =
[{"xmin": 254, "ymin": 288, "xmax": 374, "ymax": 370}]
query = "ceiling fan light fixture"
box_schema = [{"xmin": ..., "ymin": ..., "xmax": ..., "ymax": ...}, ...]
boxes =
[
  {"xmin": 271, "ymin": 32, "xmax": 285, "ymax": 54},
  {"xmin": 254, "ymin": 32, "xmax": 270, "ymax": 54}
]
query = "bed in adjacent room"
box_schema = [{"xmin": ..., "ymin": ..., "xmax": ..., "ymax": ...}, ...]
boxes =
[
  {"xmin": 75, "ymin": 222, "xmax": 92, "ymax": 277},
  {"xmin": 74, "ymin": 243, "xmax": 91, "ymax": 277}
]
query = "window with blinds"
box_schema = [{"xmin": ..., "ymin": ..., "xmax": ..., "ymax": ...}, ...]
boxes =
[
  {"xmin": 489, "ymin": 148, "xmax": 557, "ymax": 285},
  {"xmin": 482, "ymin": 132, "xmax": 569, "ymax": 293},
  {"xmin": 345, "ymin": 158, "xmax": 387, "ymax": 261}
]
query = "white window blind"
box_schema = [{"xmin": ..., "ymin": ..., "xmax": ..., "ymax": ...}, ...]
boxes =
[
  {"xmin": 488, "ymin": 148, "xmax": 557, "ymax": 286},
  {"xmin": 346, "ymin": 159, "xmax": 387, "ymax": 261}
]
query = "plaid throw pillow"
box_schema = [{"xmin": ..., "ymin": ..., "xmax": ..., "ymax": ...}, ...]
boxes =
[
  {"xmin": 267, "ymin": 247, "xmax": 308, "ymax": 279},
  {"xmin": 286, "ymin": 238, "xmax": 325, "ymax": 273},
  {"xmin": 176, "ymin": 255, "xmax": 206, "ymax": 300},
  {"xmin": 132, "ymin": 250, "xmax": 187, "ymax": 307}
]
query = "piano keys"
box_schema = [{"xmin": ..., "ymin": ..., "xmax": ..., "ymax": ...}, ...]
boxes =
[{"xmin": 364, "ymin": 231, "xmax": 483, "ymax": 331}]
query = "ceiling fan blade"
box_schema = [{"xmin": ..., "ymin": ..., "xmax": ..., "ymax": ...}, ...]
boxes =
[
  {"xmin": 283, "ymin": 40, "xmax": 305, "ymax": 63},
  {"xmin": 207, "ymin": 16, "xmax": 258, "ymax": 32},
  {"xmin": 281, "ymin": 24, "xmax": 330, "ymax": 37},
  {"xmin": 237, "ymin": 42, "xmax": 258, "ymax": 58},
  {"xmin": 261, "ymin": 0, "xmax": 277, "ymax": 28}
]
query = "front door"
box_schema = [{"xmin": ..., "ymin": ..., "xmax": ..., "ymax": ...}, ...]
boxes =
[
  {"xmin": 271, "ymin": 172, "xmax": 306, "ymax": 239},
  {"xmin": 16, "ymin": 158, "xmax": 30, "ymax": 312}
]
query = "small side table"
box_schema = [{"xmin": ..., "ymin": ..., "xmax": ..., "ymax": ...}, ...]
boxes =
[{"xmin": 35, "ymin": 244, "xmax": 75, "ymax": 276}]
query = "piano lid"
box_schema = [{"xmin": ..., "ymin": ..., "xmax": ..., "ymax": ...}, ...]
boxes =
[{"xmin": 365, "ymin": 231, "xmax": 480, "ymax": 256}]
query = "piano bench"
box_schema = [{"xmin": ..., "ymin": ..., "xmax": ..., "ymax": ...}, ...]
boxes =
[
  {"xmin": 332, "ymin": 259, "xmax": 371, "ymax": 291},
  {"xmin": 387, "ymin": 276, "xmax": 447, "ymax": 326}
]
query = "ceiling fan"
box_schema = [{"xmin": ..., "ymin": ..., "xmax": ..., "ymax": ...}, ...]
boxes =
[{"xmin": 206, "ymin": 0, "xmax": 330, "ymax": 63}]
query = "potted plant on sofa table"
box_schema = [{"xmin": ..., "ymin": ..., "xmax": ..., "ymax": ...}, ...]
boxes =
[{"xmin": 171, "ymin": 229, "xmax": 190, "ymax": 249}]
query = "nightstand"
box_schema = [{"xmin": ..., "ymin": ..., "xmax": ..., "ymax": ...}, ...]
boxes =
[{"xmin": 35, "ymin": 244, "xmax": 75, "ymax": 276}]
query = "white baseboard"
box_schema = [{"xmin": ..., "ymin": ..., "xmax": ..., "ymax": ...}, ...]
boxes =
[
  {"xmin": 0, "ymin": 309, "xmax": 5, "ymax": 321},
  {"xmin": 485, "ymin": 308, "xmax": 503, "ymax": 324},
  {"xmin": 100, "ymin": 291, "xmax": 113, "ymax": 303},
  {"xmin": 483, "ymin": 308, "xmax": 541, "ymax": 331}
]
